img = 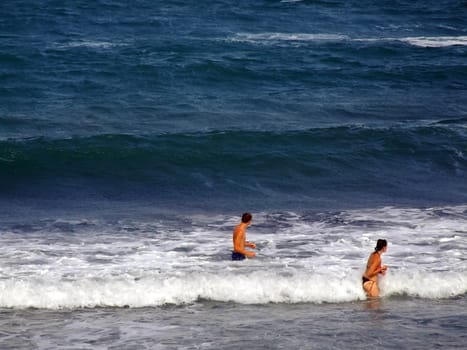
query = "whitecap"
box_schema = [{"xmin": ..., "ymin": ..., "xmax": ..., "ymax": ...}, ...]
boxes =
[
  {"xmin": 228, "ymin": 32, "xmax": 467, "ymax": 48},
  {"xmin": 398, "ymin": 36, "xmax": 467, "ymax": 48},
  {"xmin": 54, "ymin": 41, "xmax": 128, "ymax": 50},
  {"xmin": 229, "ymin": 32, "xmax": 349, "ymax": 44}
]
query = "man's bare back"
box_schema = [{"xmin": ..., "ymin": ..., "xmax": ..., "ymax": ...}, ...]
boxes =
[{"xmin": 232, "ymin": 213, "xmax": 256, "ymax": 260}]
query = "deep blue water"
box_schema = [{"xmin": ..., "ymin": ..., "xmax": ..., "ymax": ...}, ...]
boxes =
[
  {"xmin": 1, "ymin": 126, "xmax": 466, "ymax": 213},
  {"xmin": 1, "ymin": 0, "xmax": 467, "ymax": 213}
]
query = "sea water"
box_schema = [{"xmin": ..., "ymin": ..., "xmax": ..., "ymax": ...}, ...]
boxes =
[
  {"xmin": 0, "ymin": 207, "xmax": 465, "ymax": 349},
  {"xmin": 0, "ymin": 206, "xmax": 466, "ymax": 308},
  {"xmin": 1, "ymin": 0, "xmax": 466, "ymax": 349}
]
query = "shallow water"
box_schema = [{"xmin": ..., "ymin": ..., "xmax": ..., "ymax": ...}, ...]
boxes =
[
  {"xmin": 1, "ymin": 297, "xmax": 466, "ymax": 350},
  {"xmin": 0, "ymin": 206, "xmax": 465, "ymax": 309}
]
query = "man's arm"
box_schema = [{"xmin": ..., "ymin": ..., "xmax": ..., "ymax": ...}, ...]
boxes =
[{"xmin": 245, "ymin": 241, "xmax": 256, "ymax": 249}]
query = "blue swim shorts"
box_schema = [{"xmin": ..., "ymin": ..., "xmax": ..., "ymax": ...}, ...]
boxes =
[{"xmin": 231, "ymin": 251, "xmax": 246, "ymax": 261}]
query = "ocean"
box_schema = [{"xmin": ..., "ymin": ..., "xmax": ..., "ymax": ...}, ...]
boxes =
[{"xmin": 1, "ymin": 0, "xmax": 466, "ymax": 349}]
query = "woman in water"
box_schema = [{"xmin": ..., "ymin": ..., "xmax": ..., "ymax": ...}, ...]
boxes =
[{"xmin": 362, "ymin": 239, "xmax": 388, "ymax": 297}]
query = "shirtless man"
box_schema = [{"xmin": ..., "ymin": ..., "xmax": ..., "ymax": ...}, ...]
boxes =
[
  {"xmin": 232, "ymin": 212, "xmax": 256, "ymax": 260},
  {"xmin": 362, "ymin": 239, "xmax": 388, "ymax": 298}
]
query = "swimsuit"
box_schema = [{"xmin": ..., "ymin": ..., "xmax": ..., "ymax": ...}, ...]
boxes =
[
  {"xmin": 362, "ymin": 276, "xmax": 370, "ymax": 284},
  {"xmin": 232, "ymin": 251, "xmax": 246, "ymax": 261}
]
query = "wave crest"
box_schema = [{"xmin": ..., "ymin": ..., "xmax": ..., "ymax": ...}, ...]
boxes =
[{"xmin": 1, "ymin": 270, "xmax": 465, "ymax": 309}]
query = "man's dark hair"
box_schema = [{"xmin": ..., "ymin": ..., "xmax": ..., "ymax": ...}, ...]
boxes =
[{"xmin": 241, "ymin": 212, "xmax": 252, "ymax": 223}]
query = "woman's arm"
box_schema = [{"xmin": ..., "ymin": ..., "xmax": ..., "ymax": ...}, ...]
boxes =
[{"xmin": 366, "ymin": 254, "xmax": 383, "ymax": 278}]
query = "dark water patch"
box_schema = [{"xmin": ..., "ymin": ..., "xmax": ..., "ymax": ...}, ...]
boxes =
[{"xmin": 0, "ymin": 125, "xmax": 466, "ymax": 210}]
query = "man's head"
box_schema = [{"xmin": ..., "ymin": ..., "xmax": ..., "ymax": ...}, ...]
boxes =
[{"xmin": 241, "ymin": 212, "xmax": 252, "ymax": 223}]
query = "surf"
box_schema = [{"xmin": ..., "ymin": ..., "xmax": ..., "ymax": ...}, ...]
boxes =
[{"xmin": 0, "ymin": 270, "xmax": 465, "ymax": 309}]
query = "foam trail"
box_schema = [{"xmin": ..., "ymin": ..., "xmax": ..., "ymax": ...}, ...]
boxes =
[
  {"xmin": 399, "ymin": 36, "xmax": 467, "ymax": 48},
  {"xmin": 229, "ymin": 33, "xmax": 467, "ymax": 48},
  {"xmin": 229, "ymin": 32, "xmax": 349, "ymax": 43}
]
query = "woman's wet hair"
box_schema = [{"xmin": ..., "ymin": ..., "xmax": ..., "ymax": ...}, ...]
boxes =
[{"xmin": 375, "ymin": 239, "xmax": 387, "ymax": 251}]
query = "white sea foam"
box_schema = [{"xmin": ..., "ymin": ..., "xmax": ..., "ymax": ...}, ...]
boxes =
[
  {"xmin": 398, "ymin": 36, "xmax": 467, "ymax": 48},
  {"xmin": 0, "ymin": 269, "xmax": 465, "ymax": 309},
  {"xmin": 0, "ymin": 205, "xmax": 465, "ymax": 309},
  {"xmin": 0, "ymin": 272, "xmax": 363, "ymax": 309},
  {"xmin": 382, "ymin": 270, "xmax": 467, "ymax": 299},
  {"xmin": 229, "ymin": 32, "xmax": 349, "ymax": 44},
  {"xmin": 229, "ymin": 32, "xmax": 467, "ymax": 48},
  {"xmin": 54, "ymin": 41, "xmax": 127, "ymax": 50}
]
